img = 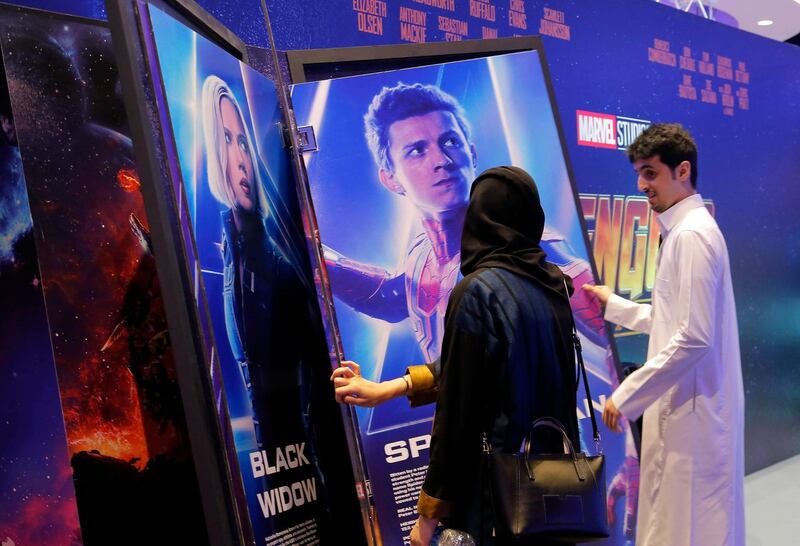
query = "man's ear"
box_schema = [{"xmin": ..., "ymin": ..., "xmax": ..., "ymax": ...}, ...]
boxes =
[
  {"xmin": 379, "ymin": 168, "xmax": 406, "ymax": 195},
  {"xmin": 677, "ymin": 160, "xmax": 691, "ymax": 184}
]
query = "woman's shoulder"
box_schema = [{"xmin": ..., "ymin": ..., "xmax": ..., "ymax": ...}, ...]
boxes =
[
  {"xmin": 450, "ymin": 268, "xmax": 518, "ymax": 317},
  {"xmin": 459, "ymin": 267, "xmax": 562, "ymax": 315},
  {"xmin": 454, "ymin": 269, "xmax": 496, "ymax": 299},
  {"xmin": 459, "ymin": 267, "xmax": 531, "ymax": 296}
]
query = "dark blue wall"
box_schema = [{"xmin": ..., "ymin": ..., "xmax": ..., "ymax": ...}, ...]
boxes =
[{"xmin": 8, "ymin": 0, "xmax": 269, "ymax": 45}]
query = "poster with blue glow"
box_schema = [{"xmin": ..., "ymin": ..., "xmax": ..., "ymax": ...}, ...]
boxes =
[
  {"xmin": 147, "ymin": 5, "xmax": 335, "ymax": 543},
  {"xmin": 292, "ymin": 50, "xmax": 638, "ymax": 544}
]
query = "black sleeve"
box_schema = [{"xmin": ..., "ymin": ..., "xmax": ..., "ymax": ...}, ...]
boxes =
[{"xmin": 418, "ymin": 283, "xmax": 501, "ymax": 519}]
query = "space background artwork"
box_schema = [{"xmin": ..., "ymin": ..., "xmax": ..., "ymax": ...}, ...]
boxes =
[{"xmin": 0, "ymin": 7, "xmax": 208, "ymax": 545}]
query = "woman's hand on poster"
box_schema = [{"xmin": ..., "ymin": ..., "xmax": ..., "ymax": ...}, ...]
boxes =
[
  {"xmin": 330, "ymin": 360, "xmax": 408, "ymax": 407},
  {"xmin": 410, "ymin": 516, "xmax": 438, "ymax": 546}
]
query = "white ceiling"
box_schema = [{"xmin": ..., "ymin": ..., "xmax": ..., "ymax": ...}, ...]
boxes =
[{"xmin": 658, "ymin": 0, "xmax": 800, "ymax": 42}]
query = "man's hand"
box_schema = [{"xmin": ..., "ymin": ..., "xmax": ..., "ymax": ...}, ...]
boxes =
[
  {"xmin": 602, "ymin": 397, "xmax": 624, "ymax": 433},
  {"xmin": 330, "ymin": 361, "xmax": 407, "ymax": 407},
  {"xmin": 409, "ymin": 516, "xmax": 438, "ymax": 546},
  {"xmin": 582, "ymin": 283, "xmax": 613, "ymax": 306}
]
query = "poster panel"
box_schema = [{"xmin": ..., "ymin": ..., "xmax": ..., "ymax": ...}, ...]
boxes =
[
  {"xmin": 0, "ymin": 7, "xmax": 209, "ymax": 545},
  {"xmin": 142, "ymin": 5, "xmax": 343, "ymax": 543},
  {"xmin": 292, "ymin": 50, "xmax": 638, "ymax": 544},
  {"xmin": 0, "ymin": 51, "xmax": 82, "ymax": 546}
]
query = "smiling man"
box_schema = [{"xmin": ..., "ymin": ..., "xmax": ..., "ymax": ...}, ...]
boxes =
[{"xmin": 584, "ymin": 124, "xmax": 745, "ymax": 546}]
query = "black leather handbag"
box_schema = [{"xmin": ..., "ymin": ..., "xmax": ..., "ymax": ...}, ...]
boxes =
[{"xmin": 485, "ymin": 284, "xmax": 609, "ymax": 542}]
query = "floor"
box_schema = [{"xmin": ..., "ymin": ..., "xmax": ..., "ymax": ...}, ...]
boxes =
[{"xmin": 745, "ymin": 453, "xmax": 800, "ymax": 545}]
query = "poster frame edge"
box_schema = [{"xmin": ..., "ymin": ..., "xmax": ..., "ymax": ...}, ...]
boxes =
[
  {"xmin": 285, "ymin": 36, "xmax": 539, "ymax": 83},
  {"xmin": 105, "ymin": 1, "xmax": 248, "ymax": 544}
]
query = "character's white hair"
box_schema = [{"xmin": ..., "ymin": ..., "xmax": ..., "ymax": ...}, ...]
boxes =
[{"xmin": 201, "ymin": 75, "xmax": 269, "ymax": 218}]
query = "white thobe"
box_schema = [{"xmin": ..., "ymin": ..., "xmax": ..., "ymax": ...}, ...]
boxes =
[{"xmin": 605, "ymin": 194, "xmax": 745, "ymax": 546}]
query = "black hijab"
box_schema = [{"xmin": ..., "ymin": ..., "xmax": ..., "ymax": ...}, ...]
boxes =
[{"xmin": 460, "ymin": 166, "xmax": 573, "ymax": 299}]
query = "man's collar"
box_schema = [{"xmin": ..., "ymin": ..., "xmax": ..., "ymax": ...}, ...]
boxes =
[{"xmin": 656, "ymin": 193, "xmax": 704, "ymax": 235}]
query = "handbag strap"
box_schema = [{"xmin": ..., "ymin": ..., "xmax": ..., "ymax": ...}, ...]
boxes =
[{"xmin": 563, "ymin": 277, "xmax": 602, "ymax": 454}]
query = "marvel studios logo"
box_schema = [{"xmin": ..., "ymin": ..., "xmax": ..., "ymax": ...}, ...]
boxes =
[{"xmin": 576, "ymin": 110, "xmax": 651, "ymax": 150}]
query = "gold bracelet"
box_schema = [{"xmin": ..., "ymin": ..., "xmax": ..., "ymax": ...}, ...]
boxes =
[{"xmin": 402, "ymin": 374, "xmax": 412, "ymax": 394}]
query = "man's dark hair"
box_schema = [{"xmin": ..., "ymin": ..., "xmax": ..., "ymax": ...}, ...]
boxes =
[
  {"xmin": 364, "ymin": 82, "xmax": 471, "ymax": 172},
  {"xmin": 626, "ymin": 123, "xmax": 698, "ymax": 188}
]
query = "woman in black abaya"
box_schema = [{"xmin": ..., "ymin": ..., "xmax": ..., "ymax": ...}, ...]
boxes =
[{"xmin": 410, "ymin": 166, "xmax": 580, "ymax": 546}]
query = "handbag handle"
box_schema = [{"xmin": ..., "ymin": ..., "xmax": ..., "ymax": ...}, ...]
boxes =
[
  {"xmin": 523, "ymin": 417, "xmax": 587, "ymax": 481},
  {"xmin": 522, "ymin": 417, "xmax": 578, "ymax": 457},
  {"xmin": 563, "ymin": 277, "xmax": 603, "ymax": 455}
]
